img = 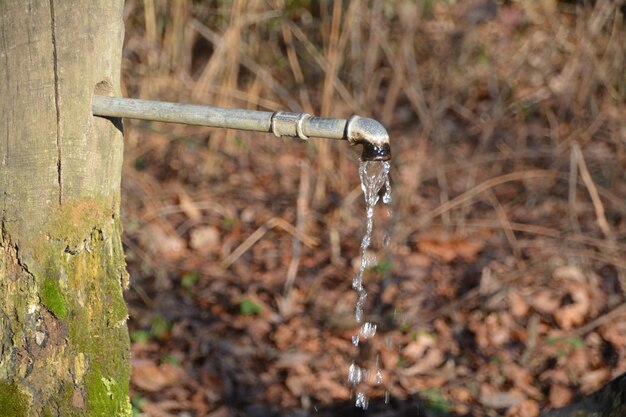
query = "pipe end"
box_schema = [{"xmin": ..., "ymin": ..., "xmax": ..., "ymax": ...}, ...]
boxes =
[
  {"xmin": 361, "ymin": 142, "xmax": 391, "ymax": 161},
  {"xmin": 346, "ymin": 116, "xmax": 391, "ymax": 161}
]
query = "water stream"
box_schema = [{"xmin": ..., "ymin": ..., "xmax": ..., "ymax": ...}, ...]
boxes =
[{"xmin": 348, "ymin": 160, "xmax": 392, "ymax": 409}]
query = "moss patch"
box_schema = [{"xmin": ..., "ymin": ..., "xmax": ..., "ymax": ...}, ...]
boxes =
[
  {"xmin": 60, "ymin": 225, "xmax": 131, "ymax": 416},
  {"xmin": 40, "ymin": 276, "xmax": 67, "ymax": 320},
  {"xmin": 29, "ymin": 196, "xmax": 131, "ymax": 416},
  {"xmin": 0, "ymin": 382, "xmax": 31, "ymax": 417}
]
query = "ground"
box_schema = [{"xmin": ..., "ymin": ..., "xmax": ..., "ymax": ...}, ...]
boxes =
[{"xmin": 119, "ymin": 1, "xmax": 626, "ymax": 416}]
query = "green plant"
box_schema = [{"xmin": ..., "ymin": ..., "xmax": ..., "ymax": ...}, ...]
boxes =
[
  {"xmin": 129, "ymin": 330, "xmax": 151, "ymax": 344},
  {"xmin": 421, "ymin": 387, "xmax": 452, "ymax": 416},
  {"xmin": 239, "ymin": 298, "xmax": 263, "ymax": 316},
  {"xmin": 181, "ymin": 271, "xmax": 200, "ymax": 290}
]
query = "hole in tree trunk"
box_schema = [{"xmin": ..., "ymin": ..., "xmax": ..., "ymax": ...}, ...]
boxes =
[{"xmin": 93, "ymin": 79, "xmax": 123, "ymax": 133}]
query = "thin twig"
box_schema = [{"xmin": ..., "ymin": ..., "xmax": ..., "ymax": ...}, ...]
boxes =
[
  {"xmin": 573, "ymin": 302, "xmax": 626, "ymax": 336},
  {"xmin": 221, "ymin": 217, "xmax": 319, "ymax": 270},
  {"xmin": 284, "ymin": 162, "xmax": 311, "ymax": 295},
  {"xmin": 572, "ymin": 142, "xmax": 614, "ymax": 240},
  {"xmin": 486, "ymin": 190, "xmax": 524, "ymax": 265},
  {"xmin": 411, "ymin": 170, "xmax": 553, "ymax": 231},
  {"xmin": 441, "ymin": 220, "xmax": 626, "ymax": 253}
]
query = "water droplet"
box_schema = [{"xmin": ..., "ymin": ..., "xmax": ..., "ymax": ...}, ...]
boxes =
[
  {"xmin": 352, "ymin": 335, "xmax": 360, "ymax": 346},
  {"xmin": 355, "ymin": 306, "xmax": 363, "ymax": 323},
  {"xmin": 386, "ymin": 336, "xmax": 395, "ymax": 349},
  {"xmin": 355, "ymin": 391, "xmax": 369, "ymax": 410},
  {"xmin": 363, "ymin": 252, "xmax": 377, "ymax": 268},
  {"xmin": 348, "ymin": 363, "xmax": 362, "ymax": 385},
  {"xmin": 384, "ymin": 391, "xmax": 390, "ymax": 404},
  {"xmin": 375, "ymin": 368, "xmax": 383, "ymax": 384},
  {"xmin": 383, "ymin": 187, "xmax": 392, "ymax": 204},
  {"xmin": 383, "ymin": 164, "xmax": 392, "ymax": 204},
  {"xmin": 359, "ymin": 322, "xmax": 377, "ymax": 339},
  {"xmin": 383, "ymin": 233, "xmax": 391, "ymax": 248}
]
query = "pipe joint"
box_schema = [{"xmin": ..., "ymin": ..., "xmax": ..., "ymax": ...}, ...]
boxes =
[{"xmin": 271, "ymin": 111, "xmax": 311, "ymax": 140}]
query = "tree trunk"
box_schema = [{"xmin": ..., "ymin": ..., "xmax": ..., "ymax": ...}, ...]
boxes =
[{"xmin": 0, "ymin": 1, "xmax": 130, "ymax": 415}]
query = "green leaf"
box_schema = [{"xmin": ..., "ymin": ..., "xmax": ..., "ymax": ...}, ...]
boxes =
[
  {"xmin": 239, "ymin": 298, "xmax": 262, "ymax": 316},
  {"xmin": 131, "ymin": 394, "xmax": 146, "ymax": 416},
  {"xmin": 565, "ymin": 336, "xmax": 584, "ymax": 348},
  {"xmin": 372, "ymin": 260, "xmax": 393, "ymax": 273},
  {"xmin": 397, "ymin": 357, "xmax": 408, "ymax": 368},
  {"xmin": 398, "ymin": 320, "xmax": 411, "ymax": 332},
  {"xmin": 150, "ymin": 314, "xmax": 171, "ymax": 338},
  {"xmin": 130, "ymin": 330, "xmax": 151, "ymax": 344},
  {"xmin": 181, "ymin": 271, "xmax": 200, "ymax": 290},
  {"xmin": 161, "ymin": 354, "xmax": 181, "ymax": 366},
  {"xmin": 421, "ymin": 387, "xmax": 452, "ymax": 415}
]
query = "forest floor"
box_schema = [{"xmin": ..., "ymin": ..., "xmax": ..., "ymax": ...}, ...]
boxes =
[{"xmin": 119, "ymin": 1, "xmax": 626, "ymax": 416}]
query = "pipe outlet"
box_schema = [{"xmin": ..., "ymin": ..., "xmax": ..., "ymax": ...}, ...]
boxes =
[{"xmin": 346, "ymin": 116, "xmax": 391, "ymax": 161}]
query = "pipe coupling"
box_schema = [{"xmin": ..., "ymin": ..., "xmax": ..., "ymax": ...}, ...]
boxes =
[{"xmin": 271, "ymin": 111, "xmax": 311, "ymax": 140}]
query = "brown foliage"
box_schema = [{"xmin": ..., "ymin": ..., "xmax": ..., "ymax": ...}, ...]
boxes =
[{"xmin": 121, "ymin": 1, "xmax": 626, "ymax": 416}]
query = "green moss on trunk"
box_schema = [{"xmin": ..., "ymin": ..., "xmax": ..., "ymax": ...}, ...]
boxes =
[
  {"xmin": 39, "ymin": 199, "xmax": 131, "ymax": 416},
  {"xmin": 1, "ymin": 198, "xmax": 131, "ymax": 416},
  {"xmin": 40, "ymin": 275, "xmax": 68, "ymax": 320},
  {"xmin": 0, "ymin": 382, "xmax": 32, "ymax": 417}
]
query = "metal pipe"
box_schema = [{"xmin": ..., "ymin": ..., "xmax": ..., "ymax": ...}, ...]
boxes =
[{"xmin": 92, "ymin": 96, "xmax": 390, "ymax": 161}]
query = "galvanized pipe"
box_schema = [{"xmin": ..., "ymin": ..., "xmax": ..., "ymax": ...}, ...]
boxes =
[{"xmin": 92, "ymin": 96, "xmax": 390, "ymax": 161}]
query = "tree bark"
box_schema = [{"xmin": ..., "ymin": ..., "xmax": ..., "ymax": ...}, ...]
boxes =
[{"xmin": 0, "ymin": 1, "xmax": 130, "ymax": 415}]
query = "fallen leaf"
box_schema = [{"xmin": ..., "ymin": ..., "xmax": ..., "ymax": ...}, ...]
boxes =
[
  {"xmin": 506, "ymin": 399, "xmax": 540, "ymax": 417},
  {"xmin": 531, "ymin": 290, "xmax": 561, "ymax": 314},
  {"xmin": 274, "ymin": 352, "xmax": 314, "ymax": 369},
  {"xmin": 190, "ymin": 225, "xmax": 220, "ymax": 252},
  {"xmin": 480, "ymin": 390, "xmax": 525, "ymax": 408},
  {"xmin": 140, "ymin": 223, "xmax": 186, "ymax": 261},
  {"xmin": 580, "ymin": 368, "xmax": 610, "ymax": 394},
  {"xmin": 540, "ymin": 369, "xmax": 570, "ymax": 386},
  {"xmin": 207, "ymin": 406, "xmax": 229, "ymax": 417},
  {"xmin": 502, "ymin": 363, "xmax": 542, "ymax": 399},
  {"xmin": 553, "ymin": 265, "xmax": 585, "ymax": 282},
  {"xmin": 554, "ymin": 283, "xmax": 590, "ymax": 329},
  {"xmin": 417, "ymin": 236, "xmax": 484, "ymax": 263},
  {"xmin": 549, "ymin": 384, "xmax": 572, "ymax": 408},
  {"xmin": 141, "ymin": 402, "xmax": 178, "ymax": 417},
  {"xmin": 176, "ymin": 189, "xmax": 202, "ymax": 221},
  {"xmin": 402, "ymin": 334, "xmax": 437, "ymax": 362},
  {"xmin": 398, "ymin": 348, "xmax": 445, "ymax": 376},
  {"xmin": 509, "ymin": 290, "xmax": 530, "ymax": 318},
  {"xmin": 131, "ymin": 360, "xmax": 185, "ymax": 392},
  {"xmin": 285, "ymin": 372, "xmax": 313, "ymax": 397}
]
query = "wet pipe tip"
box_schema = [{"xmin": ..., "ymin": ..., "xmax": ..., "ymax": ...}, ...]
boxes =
[
  {"xmin": 345, "ymin": 116, "xmax": 391, "ymax": 161},
  {"xmin": 361, "ymin": 142, "xmax": 391, "ymax": 161}
]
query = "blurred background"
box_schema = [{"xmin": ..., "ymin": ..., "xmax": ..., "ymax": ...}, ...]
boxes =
[{"xmin": 119, "ymin": 1, "xmax": 626, "ymax": 416}]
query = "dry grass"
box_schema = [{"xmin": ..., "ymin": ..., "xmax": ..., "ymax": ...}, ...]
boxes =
[{"xmin": 120, "ymin": 1, "xmax": 626, "ymax": 416}]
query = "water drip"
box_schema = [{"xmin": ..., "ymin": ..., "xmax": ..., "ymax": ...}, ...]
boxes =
[
  {"xmin": 359, "ymin": 322, "xmax": 377, "ymax": 339},
  {"xmin": 348, "ymin": 362, "xmax": 363, "ymax": 386},
  {"xmin": 348, "ymin": 159, "xmax": 392, "ymax": 409},
  {"xmin": 355, "ymin": 391, "xmax": 369, "ymax": 410}
]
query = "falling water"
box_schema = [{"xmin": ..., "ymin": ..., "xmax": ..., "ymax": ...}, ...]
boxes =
[{"xmin": 348, "ymin": 160, "xmax": 391, "ymax": 409}]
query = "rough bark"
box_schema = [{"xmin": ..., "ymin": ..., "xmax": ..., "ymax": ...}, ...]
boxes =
[{"xmin": 0, "ymin": 1, "xmax": 130, "ymax": 415}]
